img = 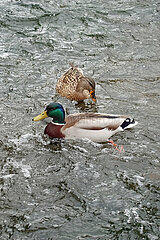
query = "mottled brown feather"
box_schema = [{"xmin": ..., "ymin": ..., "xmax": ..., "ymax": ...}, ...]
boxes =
[{"xmin": 56, "ymin": 65, "xmax": 96, "ymax": 101}]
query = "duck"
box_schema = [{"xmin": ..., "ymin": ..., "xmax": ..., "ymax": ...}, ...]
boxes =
[
  {"xmin": 33, "ymin": 102, "xmax": 138, "ymax": 144},
  {"xmin": 56, "ymin": 64, "xmax": 96, "ymax": 102}
]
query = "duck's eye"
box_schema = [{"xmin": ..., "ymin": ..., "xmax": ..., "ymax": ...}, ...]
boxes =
[{"xmin": 46, "ymin": 107, "xmax": 55, "ymax": 111}]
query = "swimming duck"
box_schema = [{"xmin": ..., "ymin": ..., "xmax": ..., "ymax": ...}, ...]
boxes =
[
  {"xmin": 33, "ymin": 102, "xmax": 138, "ymax": 143},
  {"xmin": 56, "ymin": 64, "xmax": 96, "ymax": 102}
]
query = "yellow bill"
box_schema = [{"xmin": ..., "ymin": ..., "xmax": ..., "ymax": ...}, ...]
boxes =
[{"xmin": 33, "ymin": 111, "xmax": 48, "ymax": 121}]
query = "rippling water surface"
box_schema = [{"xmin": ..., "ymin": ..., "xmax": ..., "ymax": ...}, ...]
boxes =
[{"xmin": 0, "ymin": 0, "xmax": 160, "ymax": 239}]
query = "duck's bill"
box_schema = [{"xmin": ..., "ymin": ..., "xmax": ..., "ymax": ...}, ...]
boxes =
[
  {"xmin": 90, "ymin": 90, "xmax": 96, "ymax": 102},
  {"xmin": 92, "ymin": 97, "xmax": 96, "ymax": 102},
  {"xmin": 33, "ymin": 110, "xmax": 48, "ymax": 121}
]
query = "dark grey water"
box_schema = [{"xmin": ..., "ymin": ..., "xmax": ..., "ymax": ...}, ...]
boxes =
[{"xmin": 0, "ymin": 0, "xmax": 160, "ymax": 239}]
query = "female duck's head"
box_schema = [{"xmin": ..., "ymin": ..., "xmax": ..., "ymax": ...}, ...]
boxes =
[{"xmin": 33, "ymin": 102, "xmax": 65, "ymax": 124}]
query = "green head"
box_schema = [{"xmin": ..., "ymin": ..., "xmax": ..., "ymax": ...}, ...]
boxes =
[{"xmin": 33, "ymin": 102, "xmax": 65, "ymax": 124}]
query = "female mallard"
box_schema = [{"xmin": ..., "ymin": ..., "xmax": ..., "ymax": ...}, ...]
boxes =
[
  {"xmin": 33, "ymin": 102, "xmax": 138, "ymax": 143},
  {"xmin": 56, "ymin": 65, "xmax": 96, "ymax": 102}
]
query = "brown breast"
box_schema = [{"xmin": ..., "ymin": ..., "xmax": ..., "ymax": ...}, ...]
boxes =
[{"xmin": 44, "ymin": 123, "xmax": 65, "ymax": 139}]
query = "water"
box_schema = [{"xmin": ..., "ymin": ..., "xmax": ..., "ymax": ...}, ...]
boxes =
[{"xmin": 0, "ymin": 0, "xmax": 160, "ymax": 239}]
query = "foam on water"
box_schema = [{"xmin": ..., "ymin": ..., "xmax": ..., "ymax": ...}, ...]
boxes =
[
  {"xmin": 134, "ymin": 175, "xmax": 144, "ymax": 187},
  {"xmin": 8, "ymin": 133, "xmax": 51, "ymax": 149},
  {"xmin": 1, "ymin": 0, "xmax": 160, "ymax": 238},
  {"xmin": 9, "ymin": 133, "xmax": 34, "ymax": 146}
]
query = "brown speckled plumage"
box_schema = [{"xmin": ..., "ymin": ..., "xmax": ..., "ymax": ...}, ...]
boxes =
[{"xmin": 56, "ymin": 65, "xmax": 96, "ymax": 102}]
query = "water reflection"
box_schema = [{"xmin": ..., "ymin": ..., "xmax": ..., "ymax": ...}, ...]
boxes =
[{"xmin": 75, "ymin": 100, "xmax": 98, "ymax": 112}]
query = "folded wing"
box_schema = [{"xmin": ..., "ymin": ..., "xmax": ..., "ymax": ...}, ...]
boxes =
[{"xmin": 63, "ymin": 113, "xmax": 128, "ymax": 131}]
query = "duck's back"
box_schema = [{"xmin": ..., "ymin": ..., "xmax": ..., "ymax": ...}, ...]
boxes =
[{"xmin": 56, "ymin": 66, "xmax": 83, "ymax": 99}]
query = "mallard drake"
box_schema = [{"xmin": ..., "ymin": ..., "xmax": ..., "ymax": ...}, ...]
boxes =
[
  {"xmin": 56, "ymin": 64, "xmax": 96, "ymax": 102},
  {"xmin": 33, "ymin": 102, "xmax": 138, "ymax": 143}
]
